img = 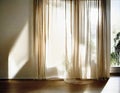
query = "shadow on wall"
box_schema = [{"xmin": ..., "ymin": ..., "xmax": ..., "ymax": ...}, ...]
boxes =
[{"xmin": 0, "ymin": 0, "xmax": 34, "ymax": 79}]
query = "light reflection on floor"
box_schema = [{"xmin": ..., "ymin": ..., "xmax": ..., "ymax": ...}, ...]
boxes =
[{"xmin": 101, "ymin": 76, "xmax": 120, "ymax": 93}]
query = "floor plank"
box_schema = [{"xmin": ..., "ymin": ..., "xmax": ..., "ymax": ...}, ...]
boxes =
[{"xmin": 0, "ymin": 77, "xmax": 119, "ymax": 93}]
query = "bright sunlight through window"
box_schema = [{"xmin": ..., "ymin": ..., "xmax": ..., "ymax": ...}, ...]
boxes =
[{"xmin": 45, "ymin": 1, "xmax": 100, "ymax": 79}]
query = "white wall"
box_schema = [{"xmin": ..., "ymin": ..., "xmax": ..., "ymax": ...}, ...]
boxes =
[{"xmin": 0, "ymin": 0, "xmax": 37, "ymax": 79}]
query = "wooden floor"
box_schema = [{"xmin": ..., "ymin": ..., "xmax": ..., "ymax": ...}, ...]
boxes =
[{"xmin": 0, "ymin": 76, "xmax": 120, "ymax": 93}]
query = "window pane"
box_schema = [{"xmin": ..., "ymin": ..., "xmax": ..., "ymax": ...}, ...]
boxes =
[{"xmin": 111, "ymin": 0, "xmax": 120, "ymax": 67}]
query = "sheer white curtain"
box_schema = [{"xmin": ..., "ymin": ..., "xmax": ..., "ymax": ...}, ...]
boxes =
[{"xmin": 34, "ymin": 0, "xmax": 110, "ymax": 80}]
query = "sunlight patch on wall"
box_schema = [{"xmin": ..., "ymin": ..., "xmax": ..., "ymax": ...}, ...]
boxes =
[{"xmin": 8, "ymin": 22, "xmax": 29, "ymax": 79}]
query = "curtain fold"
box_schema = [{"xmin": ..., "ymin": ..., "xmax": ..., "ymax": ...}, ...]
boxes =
[
  {"xmin": 34, "ymin": 0, "xmax": 110, "ymax": 80},
  {"xmin": 34, "ymin": 0, "xmax": 46, "ymax": 79}
]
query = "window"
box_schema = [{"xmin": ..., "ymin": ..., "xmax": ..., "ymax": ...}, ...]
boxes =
[
  {"xmin": 110, "ymin": 0, "xmax": 120, "ymax": 74},
  {"xmin": 111, "ymin": 0, "xmax": 120, "ymax": 67}
]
